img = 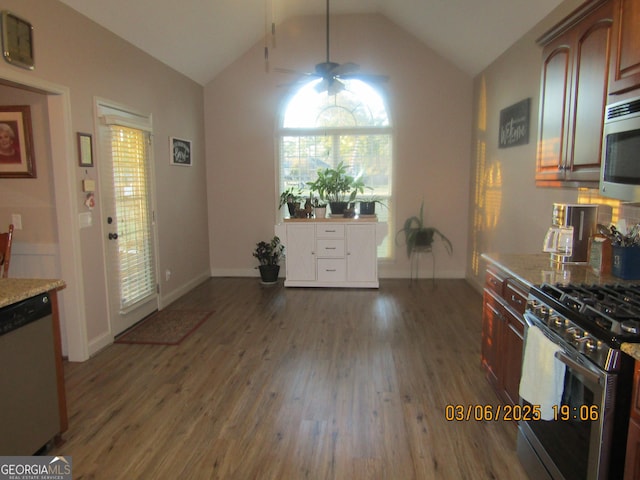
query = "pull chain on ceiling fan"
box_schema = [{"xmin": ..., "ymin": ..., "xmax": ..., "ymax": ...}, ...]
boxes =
[
  {"xmin": 264, "ymin": 0, "xmax": 276, "ymax": 72},
  {"xmin": 276, "ymin": 0, "xmax": 388, "ymax": 94}
]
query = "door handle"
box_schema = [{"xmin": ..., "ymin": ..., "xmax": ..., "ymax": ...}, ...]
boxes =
[
  {"xmin": 108, "ymin": 233, "xmax": 119, "ymax": 240},
  {"xmin": 554, "ymin": 350, "xmax": 602, "ymax": 386}
]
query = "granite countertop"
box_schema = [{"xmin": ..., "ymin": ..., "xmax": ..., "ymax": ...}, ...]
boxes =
[
  {"xmin": 0, "ymin": 278, "xmax": 66, "ymax": 308},
  {"xmin": 481, "ymin": 252, "xmax": 631, "ymax": 288},
  {"xmin": 482, "ymin": 253, "xmax": 640, "ymax": 362}
]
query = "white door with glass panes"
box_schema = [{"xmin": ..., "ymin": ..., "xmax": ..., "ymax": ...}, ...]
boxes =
[{"xmin": 97, "ymin": 101, "xmax": 158, "ymax": 336}]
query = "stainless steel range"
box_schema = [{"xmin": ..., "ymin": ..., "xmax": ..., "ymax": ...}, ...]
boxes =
[{"xmin": 518, "ymin": 282, "xmax": 640, "ymax": 480}]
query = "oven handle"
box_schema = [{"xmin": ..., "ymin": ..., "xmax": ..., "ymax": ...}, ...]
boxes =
[{"xmin": 554, "ymin": 350, "xmax": 602, "ymax": 386}]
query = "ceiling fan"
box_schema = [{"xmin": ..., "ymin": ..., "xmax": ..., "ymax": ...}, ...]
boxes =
[{"xmin": 277, "ymin": 0, "xmax": 388, "ymax": 95}]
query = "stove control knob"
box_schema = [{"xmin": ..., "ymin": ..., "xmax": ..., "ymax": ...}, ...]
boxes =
[
  {"xmin": 585, "ymin": 338, "xmax": 599, "ymax": 354},
  {"xmin": 572, "ymin": 328, "xmax": 587, "ymax": 342},
  {"xmin": 552, "ymin": 315, "xmax": 565, "ymax": 329}
]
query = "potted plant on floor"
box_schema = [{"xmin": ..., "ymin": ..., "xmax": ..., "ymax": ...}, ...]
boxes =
[
  {"xmin": 253, "ymin": 236, "xmax": 285, "ymax": 284},
  {"xmin": 396, "ymin": 200, "xmax": 453, "ymax": 258},
  {"xmin": 307, "ymin": 161, "xmax": 366, "ymax": 216}
]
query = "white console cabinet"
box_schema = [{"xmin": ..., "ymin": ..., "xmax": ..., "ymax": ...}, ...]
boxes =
[{"xmin": 275, "ymin": 219, "xmax": 387, "ymax": 288}]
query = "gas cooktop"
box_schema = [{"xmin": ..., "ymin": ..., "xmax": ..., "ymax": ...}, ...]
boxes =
[
  {"xmin": 532, "ymin": 283, "xmax": 640, "ymax": 344},
  {"xmin": 527, "ymin": 283, "xmax": 640, "ymax": 371}
]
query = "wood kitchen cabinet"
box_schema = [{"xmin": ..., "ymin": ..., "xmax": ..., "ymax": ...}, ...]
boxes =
[
  {"xmin": 275, "ymin": 220, "xmax": 387, "ymax": 288},
  {"xmin": 625, "ymin": 361, "xmax": 640, "ymax": 479},
  {"xmin": 535, "ymin": 0, "xmax": 613, "ymax": 187},
  {"xmin": 609, "ymin": 0, "xmax": 640, "ymax": 95},
  {"xmin": 481, "ymin": 266, "xmax": 527, "ymax": 408}
]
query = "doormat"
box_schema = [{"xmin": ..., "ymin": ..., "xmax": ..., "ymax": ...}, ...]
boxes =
[{"xmin": 115, "ymin": 310, "xmax": 213, "ymax": 345}]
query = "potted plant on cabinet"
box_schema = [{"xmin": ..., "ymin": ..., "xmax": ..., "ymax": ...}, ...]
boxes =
[
  {"xmin": 279, "ymin": 187, "xmax": 304, "ymax": 218},
  {"xmin": 357, "ymin": 195, "xmax": 386, "ymax": 216},
  {"xmin": 253, "ymin": 236, "xmax": 285, "ymax": 284},
  {"xmin": 396, "ymin": 200, "xmax": 453, "ymax": 258},
  {"xmin": 307, "ymin": 161, "xmax": 366, "ymax": 216}
]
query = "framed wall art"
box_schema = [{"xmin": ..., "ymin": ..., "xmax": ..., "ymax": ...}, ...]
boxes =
[
  {"xmin": 0, "ymin": 105, "xmax": 36, "ymax": 178},
  {"xmin": 170, "ymin": 136, "xmax": 192, "ymax": 166},
  {"xmin": 77, "ymin": 132, "xmax": 93, "ymax": 167},
  {"xmin": 498, "ymin": 98, "xmax": 530, "ymax": 149}
]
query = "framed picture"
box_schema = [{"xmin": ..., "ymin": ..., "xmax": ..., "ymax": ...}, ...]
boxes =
[
  {"xmin": 498, "ymin": 98, "xmax": 530, "ymax": 148},
  {"xmin": 170, "ymin": 137, "xmax": 192, "ymax": 166},
  {"xmin": 0, "ymin": 105, "xmax": 36, "ymax": 178},
  {"xmin": 77, "ymin": 132, "xmax": 94, "ymax": 167}
]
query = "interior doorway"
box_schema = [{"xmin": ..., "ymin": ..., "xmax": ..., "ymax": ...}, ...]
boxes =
[{"xmin": 0, "ymin": 72, "xmax": 88, "ymax": 361}]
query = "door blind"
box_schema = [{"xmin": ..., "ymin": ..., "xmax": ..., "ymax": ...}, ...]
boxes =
[{"xmin": 107, "ymin": 125, "xmax": 156, "ymax": 311}]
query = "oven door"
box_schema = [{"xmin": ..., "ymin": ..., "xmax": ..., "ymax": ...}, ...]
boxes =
[{"xmin": 518, "ymin": 314, "xmax": 616, "ymax": 480}]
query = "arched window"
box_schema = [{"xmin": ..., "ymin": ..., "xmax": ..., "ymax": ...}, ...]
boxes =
[{"xmin": 278, "ymin": 78, "xmax": 393, "ymax": 257}]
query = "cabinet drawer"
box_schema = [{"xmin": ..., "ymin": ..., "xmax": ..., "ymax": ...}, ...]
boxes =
[
  {"xmin": 485, "ymin": 269, "xmax": 504, "ymax": 296},
  {"xmin": 316, "ymin": 224, "xmax": 345, "ymax": 238},
  {"xmin": 317, "ymin": 239, "xmax": 345, "ymax": 257},
  {"xmin": 504, "ymin": 280, "xmax": 527, "ymax": 315},
  {"xmin": 317, "ymin": 259, "xmax": 346, "ymax": 282}
]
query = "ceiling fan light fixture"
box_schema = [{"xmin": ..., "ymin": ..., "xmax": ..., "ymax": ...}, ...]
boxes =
[{"xmin": 327, "ymin": 78, "xmax": 345, "ymax": 95}]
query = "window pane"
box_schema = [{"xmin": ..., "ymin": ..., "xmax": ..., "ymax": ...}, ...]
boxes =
[
  {"xmin": 283, "ymin": 79, "xmax": 389, "ymax": 129},
  {"xmin": 279, "ymin": 79, "xmax": 393, "ymax": 258}
]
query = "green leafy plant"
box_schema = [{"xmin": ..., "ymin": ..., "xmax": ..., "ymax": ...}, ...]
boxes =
[
  {"xmin": 395, "ymin": 200, "xmax": 453, "ymax": 258},
  {"xmin": 252, "ymin": 236, "xmax": 285, "ymax": 266},
  {"xmin": 278, "ymin": 187, "xmax": 304, "ymax": 210},
  {"xmin": 306, "ymin": 161, "xmax": 366, "ymax": 204}
]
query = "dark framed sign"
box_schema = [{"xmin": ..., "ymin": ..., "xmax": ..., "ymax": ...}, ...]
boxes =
[
  {"xmin": 170, "ymin": 137, "xmax": 192, "ymax": 166},
  {"xmin": 77, "ymin": 132, "xmax": 93, "ymax": 167},
  {"xmin": 0, "ymin": 104, "xmax": 36, "ymax": 177},
  {"xmin": 499, "ymin": 98, "xmax": 530, "ymax": 148}
]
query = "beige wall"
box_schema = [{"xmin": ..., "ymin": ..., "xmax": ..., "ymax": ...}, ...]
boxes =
[
  {"xmin": 466, "ymin": 0, "xmax": 600, "ymax": 291},
  {"xmin": 0, "ymin": 0, "xmax": 209, "ymax": 359},
  {"xmin": 205, "ymin": 13, "xmax": 473, "ymax": 278}
]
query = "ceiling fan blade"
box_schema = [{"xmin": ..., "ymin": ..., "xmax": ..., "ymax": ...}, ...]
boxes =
[
  {"xmin": 274, "ymin": 67, "xmax": 315, "ymax": 77},
  {"xmin": 339, "ymin": 72, "xmax": 389, "ymax": 83},
  {"xmin": 332, "ymin": 62, "xmax": 360, "ymax": 75}
]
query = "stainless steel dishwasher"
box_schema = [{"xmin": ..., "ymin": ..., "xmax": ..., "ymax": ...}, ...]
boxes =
[{"xmin": 0, "ymin": 292, "xmax": 60, "ymax": 455}]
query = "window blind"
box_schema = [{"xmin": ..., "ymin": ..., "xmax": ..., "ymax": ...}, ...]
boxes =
[{"xmin": 107, "ymin": 125, "xmax": 156, "ymax": 311}]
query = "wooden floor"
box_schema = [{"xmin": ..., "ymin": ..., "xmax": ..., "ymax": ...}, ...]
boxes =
[{"xmin": 52, "ymin": 278, "xmax": 528, "ymax": 479}]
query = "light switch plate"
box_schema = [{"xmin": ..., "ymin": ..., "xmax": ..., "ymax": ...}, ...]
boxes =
[
  {"xmin": 79, "ymin": 211, "xmax": 92, "ymax": 229},
  {"xmin": 11, "ymin": 213, "xmax": 21, "ymax": 230}
]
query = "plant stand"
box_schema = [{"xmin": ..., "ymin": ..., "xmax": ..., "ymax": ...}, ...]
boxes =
[{"xmin": 410, "ymin": 245, "xmax": 435, "ymax": 284}]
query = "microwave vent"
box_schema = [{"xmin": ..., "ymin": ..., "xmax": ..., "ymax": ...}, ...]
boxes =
[{"xmin": 606, "ymin": 98, "xmax": 640, "ymax": 120}]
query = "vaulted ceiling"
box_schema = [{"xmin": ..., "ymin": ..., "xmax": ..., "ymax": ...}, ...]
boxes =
[{"xmin": 58, "ymin": 0, "xmax": 564, "ymax": 86}]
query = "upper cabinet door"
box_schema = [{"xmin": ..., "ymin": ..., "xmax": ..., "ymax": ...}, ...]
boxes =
[
  {"xmin": 568, "ymin": 11, "xmax": 612, "ymax": 179},
  {"xmin": 535, "ymin": 0, "xmax": 612, "ymax": 187},
  {"xmin": 537, "ymin": 41, "xmax": 573, "ymax": 183},
  {"xmin": 609, "ymin": 0, "xmax": 640, "ymax": 95}
]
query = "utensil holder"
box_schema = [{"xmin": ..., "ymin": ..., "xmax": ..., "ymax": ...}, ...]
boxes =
[{"xmin": 612, "ymin": 246, "xmax": 640, "ymax": 280}]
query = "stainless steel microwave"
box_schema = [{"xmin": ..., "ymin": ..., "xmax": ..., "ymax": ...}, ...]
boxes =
[{"xmin": 600, "ymin": 96, "xmax": 640, "ymax": 201}]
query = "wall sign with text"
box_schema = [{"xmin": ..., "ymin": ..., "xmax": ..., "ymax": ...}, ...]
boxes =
[
  {"xmin": 170, "ymin": 137, "xmax": 192, "ymax": 166},
  {"xmin": 499, "ymin": 98, "xmax": 530, "ymax": 148}
]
